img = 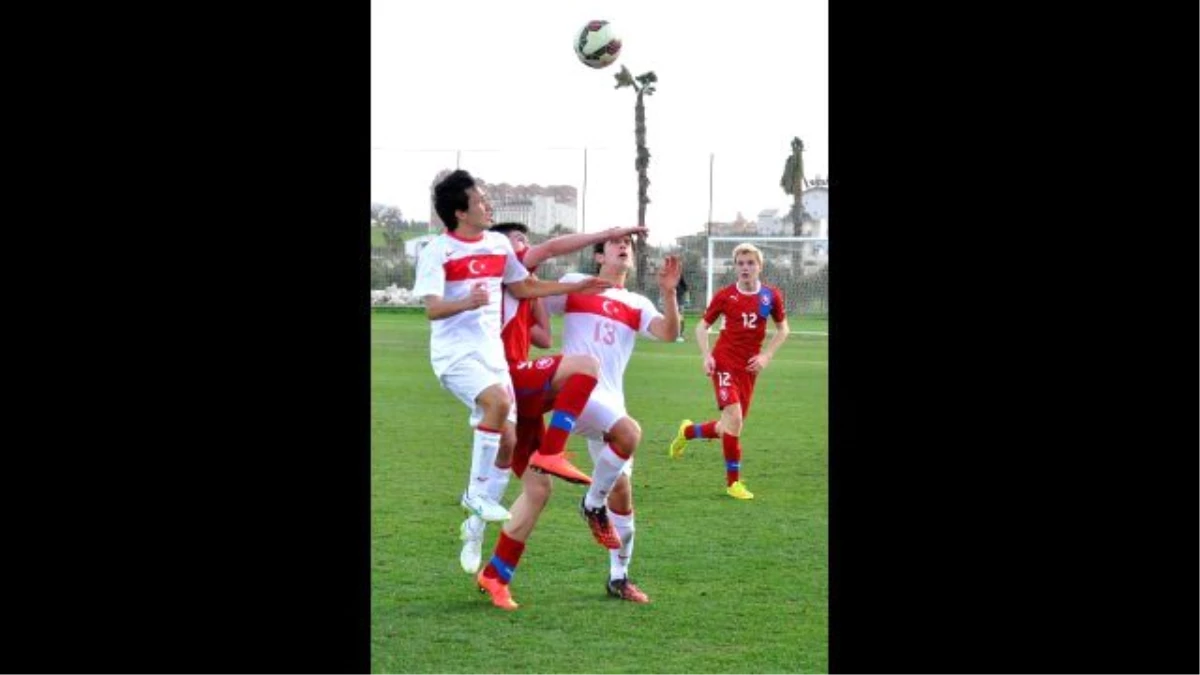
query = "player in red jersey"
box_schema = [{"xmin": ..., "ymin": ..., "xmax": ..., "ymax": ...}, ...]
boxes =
[{"xmin": 666, "ymin": 243, "xmax": 790, "ymax": 499}]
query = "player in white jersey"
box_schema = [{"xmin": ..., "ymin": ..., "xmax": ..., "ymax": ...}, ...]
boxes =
[
  {"xmin": 414, "ymin": 170, "xmax": 610, "ymax": 525},
  {"xmin": 468, "ymin": 223, "xmax": 655, "ymax": 610},
  {"xmin": 541, "ymin": 234, "xmax": 682, "ymax": 603},
  {"xmin": 459, "ymin": 222, "xmax": 649, "ymax": 578}
]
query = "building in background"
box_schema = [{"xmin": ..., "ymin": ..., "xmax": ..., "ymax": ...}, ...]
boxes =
[{"xmin": 428, "ymin": 169, "xmax": 577, "ymax": 234}]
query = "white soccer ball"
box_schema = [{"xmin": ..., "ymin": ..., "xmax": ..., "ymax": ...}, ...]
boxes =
[{"xmin": 574, "ymin": 20, "xmax": 621, "ymax": 69}]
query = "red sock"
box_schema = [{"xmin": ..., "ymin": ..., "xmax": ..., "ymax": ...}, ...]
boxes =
[
  {"xmin": 482, "ymin": 530, "xmax": 526, "ymax": 586},
  {"xmin": 685, "ymin": 420, "xmax": 720, "ymax": 440},
  {"xmin": 722, "ymin": 433, "xmax": 742, "ymax": 486},
  {"xmin": 540, "ymin": 374, "xmax": 597, "ymax": 456}
]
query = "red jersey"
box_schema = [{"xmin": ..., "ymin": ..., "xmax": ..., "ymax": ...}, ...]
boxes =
[
  {"xmin": 500, "ymin": 248, "xmax": 539, "ymax": 364},
  {"xmin": 702, "ymin": 282, "xmax": 786, "ymax": 369}
]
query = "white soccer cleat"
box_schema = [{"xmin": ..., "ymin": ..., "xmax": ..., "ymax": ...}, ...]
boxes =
[
  {"xmin": 461, "ymin": 492, "xmax": 511, "ymax": 522},
  {"xmin": 459, "ymin": 517, "xmax": 484, "ymax": 574}
]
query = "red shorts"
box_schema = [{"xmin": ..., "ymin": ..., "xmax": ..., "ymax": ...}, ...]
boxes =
[
  {"xmin": 509, "ymin": 354, "xmax": 563, "ymax": 417},
  {"xmin": 511, "ymin": 416, "xmax": 544, "ymax": 479},
  {"xmin": 508, "ymin": 354, "xmax": 563, "ymax": 477},
  {"xmin": 710, "ymin": 363, "xmax": 758, "ymax": 417}
]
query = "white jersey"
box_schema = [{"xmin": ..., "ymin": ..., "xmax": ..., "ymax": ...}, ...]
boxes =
[
  {"xmin": 412, "ymin": 230, "xmax": 530, "ymax": 378},
  {"xmin": 542, "ymin": 273, "xmax": 663, "ymax": 407}
]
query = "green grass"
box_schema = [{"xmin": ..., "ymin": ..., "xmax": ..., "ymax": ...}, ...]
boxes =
[{"xmin": 372, "ymin": 312, "xmax": 827, "ymax": 673}]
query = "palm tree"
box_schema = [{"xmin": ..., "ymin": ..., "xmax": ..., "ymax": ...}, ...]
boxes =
[
  {"xmin": 615, "ymin": 65, "xmax": 657, "ymax": 292},
  {"xmin": 780, "ymin": 137, "xmax": 809, "ymax": 273}
]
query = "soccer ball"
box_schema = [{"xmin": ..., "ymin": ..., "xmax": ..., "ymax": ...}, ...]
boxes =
[{"xmin": 574, "ymin": 20, "xmax": 621, "ymax": 69}]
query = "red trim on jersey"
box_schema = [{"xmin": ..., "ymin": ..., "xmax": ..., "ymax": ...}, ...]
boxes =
[
  {"xmin": 566, "ymin": 294, "xmax": 641, "ymax": 332},
  {"xmin": 502, "ymin": 295, "xmax": 534, "ymax": 363},
  {"xmin": 448, "ymin": 230, "xmax": 484, "ymax": 243},
  {"xmin": 444, "ymin": 254, "xmax": 507, "ymax": 281}
]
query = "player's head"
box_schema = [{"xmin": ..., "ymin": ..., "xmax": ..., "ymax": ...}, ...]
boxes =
[
  {"xmin": 594, "ymin": 235, "xmax": 635, "ymax": 273},
  {"xmin": 732, "ymin": 243, "xmax": 763, "ymax": 284},
  {"xmin": 490, "ymin": 222, "xmax": 530, "ymax": 254},
  {"xmin": 433, "ymin": 169, "xmax": 492, "ymax": 231}
]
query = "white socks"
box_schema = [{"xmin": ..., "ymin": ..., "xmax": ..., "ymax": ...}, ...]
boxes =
[
  {"xmin": 584, "ymin": 441, "xmax": 628, "ymax": 509},
  {"xmin": 609, "ymin": 510, "xmax": 635, "ymax": 580},
  {"xmin": 467, "ymin": 427, "xmax": 501, "ymax": 499}
]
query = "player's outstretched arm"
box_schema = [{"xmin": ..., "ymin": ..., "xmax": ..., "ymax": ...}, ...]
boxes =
[
  {"xmin": 521, "ymin": 225, "xmax": 650, "ymax": 269},
  {"xmin": 509, "ymin": 275, "xmax": 611, "ymax": 299},
  {"xmin": 422, "ymin": 283, "xmax": 489, "ymax": 321}
]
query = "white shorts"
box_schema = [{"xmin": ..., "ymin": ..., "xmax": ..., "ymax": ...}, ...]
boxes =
[
  {"xmin": 440, "ymin": 355, "xmax": 516, "ymax": 428},
  {"xmin": 573, "ymin": 389, "xmax": 633, "ymax": 478},
  {"xmin": 572, "ymin": 388, "xmax": 626, "ymax": 440}
]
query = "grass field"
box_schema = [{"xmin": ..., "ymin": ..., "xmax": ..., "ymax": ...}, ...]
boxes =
[{"xmin": 372, "ymin": 310, "xmax": 828, "ymax": 673}]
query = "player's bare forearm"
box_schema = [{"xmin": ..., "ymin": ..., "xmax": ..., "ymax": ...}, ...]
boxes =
[
  {"xmin": 523, "ymin": 225, "xmax": 649, "ymax": 269},
  {"xmin": 747, "ymin": 320, "xmax": 791, "ymax": 372},
  {"xmin": 762, "ymin": 319, "xmax": 790, "ymax": 358},
  {"xmin": 695, "ymin": 320, "xmax": 712, "ymax": 355},
  {"xmin": 423, "ymin": 294, "xmax": 479, "ymax": 320},
  {"xmin": 651, "ymin": 293, "xmax": 680, "ymax": 341},
  {"xmin": 530, "ymin": 299, "xmax": 552, "ymax": 348},
  {"xmin": 509, "ymin": 276, "xmax": 609, "ymax": 299},
  {"xmin": 652, "ymin": 255, "xmax": 683, "ymax": 342}
]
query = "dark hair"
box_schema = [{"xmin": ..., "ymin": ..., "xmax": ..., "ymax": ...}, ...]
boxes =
[
  {"xmin": 433, "ymin": 169, "xmax": 477, "ymax": 231},
  {"xmin": 593, "ymin": 235, "xmax": 636, "ymax": 272},
  {"xmin": 592, "ymin": 234, "xmax": 635, "ymax": 255},
  {"xmin": 490, "ymin": 222, "xmax": 529, "ymax": 236}
]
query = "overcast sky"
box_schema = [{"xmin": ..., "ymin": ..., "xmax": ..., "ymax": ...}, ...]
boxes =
[{"xmin": 371, "ymin": 0, "xmax": 827, "ymax": 245}]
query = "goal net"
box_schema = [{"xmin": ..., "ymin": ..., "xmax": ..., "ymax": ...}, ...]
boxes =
[{"xmin": 704, "ymin": 236, "xmax": 828, "ymax": 332}]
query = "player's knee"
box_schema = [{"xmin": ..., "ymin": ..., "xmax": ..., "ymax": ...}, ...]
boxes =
[
  {"xmin": 722, "ymin": 410, "xmax": 743, "ymax": 436},
  {"xmin": 612, "ymin": 417, "xmax": 641, "ymax": 455},
  {"xmin": 479, "ymin": 387, "xmax": 511, "ymax": 419},
  {"xmin": 564, "ymin": 354, "xmax": 600, "ymax": 378}
]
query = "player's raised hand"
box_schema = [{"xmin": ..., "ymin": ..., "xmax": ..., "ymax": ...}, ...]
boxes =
[
  {"xmin": 466, "ymin": 282, "xmax": 490, "ymax": 309},
  {"xmin": 610, "ymin": 225, "xmax": 649, "ymax": 240},
  {"xmin": 571, "ymin": 276, "xmax": 614, "ymax": 295},
  {"xmin": 657, "ymin": 255, "xmax": 682, "ymax": 291}
]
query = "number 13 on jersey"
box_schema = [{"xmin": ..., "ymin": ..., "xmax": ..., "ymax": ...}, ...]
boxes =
[{"xmin": 593, "ymin": 320, "xmax": 616, "ymax": 345}]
